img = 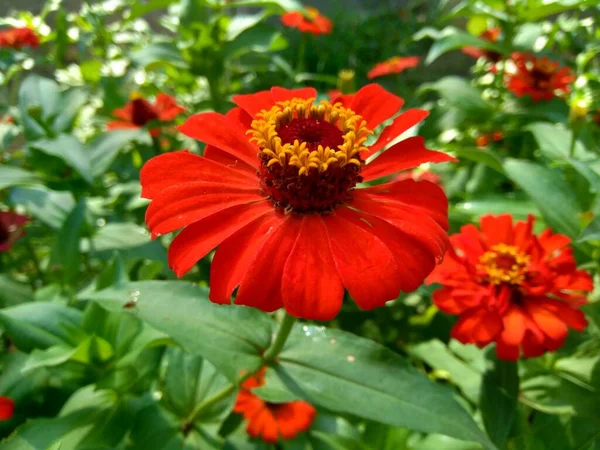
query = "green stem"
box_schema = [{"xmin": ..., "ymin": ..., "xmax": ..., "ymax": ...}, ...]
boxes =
[
  {"xmin": 183, "ymin": 313, "xmax": 297, "ymax": 427},
  {"xmin": 25, "ymin": 240, "xmax": 45, "ymax": 285},
  {"xmin": 208, "ymin": 75, "xmax": 223, "ymax": 113},
  {"xmin": 151, "ymin": 136, "xmax": 162, "ymax": 157},
  {"xmin": 262, "ymin": 313, "xmax": 297, "ymax": 364},
  {"xmin": 296, "ymin": 35, "xmax": 307, "ymax": 74},
  {"xmin": 569, "ymin": 128, "xmax": 578, "ymax": 158}
]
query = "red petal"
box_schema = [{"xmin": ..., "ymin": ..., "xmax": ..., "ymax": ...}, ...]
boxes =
[
  {"xmin": 167, "ymin": 201, "xmax": 273, "ymax": 277},
  {"xmin": 271, "ymin": 86, "xmax": 317, "ymax": 103},
  {"xmin": 366, "ymin": 109, "xmax": 429, "ymax": 156},
  {"xmin": 525, "ymin": 299, "xmax": 568, "ymax": 341},
  {"xmin": 154, "ymin": 93, "xmax": 185, "ymax": 120},
  {"xmin": 178, "ymin": 112, "xmax": 258, "ymax": 168},
  {"xmin": 480, "ymin": 214, "xmax": 513, "ymax": 246},
  {"xmin": 140, "ymin": 151, "xmax": 255, "ymax": 199},
  {"xmin": 232, "ymin": 91, "xmax": 274, "ymax": 118},
  {"xmin": 349, "ymin": 84, "xmax": 404, "ymax": 130},
  {"xmin": 146, "ymin": 182, "xmax": 264, "ymax": 237},
  {"xmin": 210, "ymin": 212, "xmax": 285, "ymax": 305},
  {"xmin": 362, "ymin": 137, "xmax": 456, "ymax": 181},
  {"xmin": 0, "ymin": 397, "xmax": 14, "ymax": 421},
  {"xmin": 433, "ymin": 288, "xmax": 469, "ymax": 315},
  {"xmin": 234, "ymin": 216, "xmax": 301, "ymax": 312},
  {"xmin": 106, "ymin": 120, "xmax": 138, "ymax": 131},
  {"xmin": 451, "ymin": 309, "xmax": 502, "ymax": 345},
  {"xmin": 281, "ymin": 215, "xmax": 344, "ymax": 321},
  {"xmin": 534, "ymin": 298, "xmax": 588, "ymax": 332},
  {"xmin": 323, "ymin": 208, "xmax": 401, "ymax": 309},
  {"xmin": 499, "ymin": 305, "xmax": 526, "ymax": 346},
  {"xmin": 274, "ymin": 401, "xmax": 316, "ymax": 440},
  {"xmin": 204, "ymin": 145, "xmax": 256, "ymax": 176},
  {"xmin": 361, "ymin": 179, "xmax": 449, "ymax": 229},
  {"xmin": 495, "ymin": 339, "xmax": 520, "ymax": 361},
  {"xmin": 513, "ymin": 214, "xmax": 535, "ymax": 249}
]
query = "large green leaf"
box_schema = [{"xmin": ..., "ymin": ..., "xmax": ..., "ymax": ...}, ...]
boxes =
[
  {"xmin": 0, "ymin": 275, "xmax": 32, "ymax": 308},
  {"xmin": 578, "ymin": 217, "xmax": 600, "ymax": 243},
  {"xmin": 420, "ymin": 77, "xmax": 491, "ymax": 115},
  {"xmin": 223, "ymin": 24, "xmax": 287, "ymax": 58},
  {"xmin": 52, "ymin": 88, "xmax": 88, "ymax": 133},
  {"xmin": 89, "ymin": 129, "xmax": 151, "ymax": 177},
  {"xmin": 29, "ymin": 134, "xmax": 93, "ymax": 184},
  {"xmin": 0, "ymin": 302, "xmax": 82, "ymax": 352},
  {"xmin": 82, "ymin": 281, "xmax": 274, "ymax": 381},
  {"xmin": 517, "ymin": 0, "xmax": 596, "ymax": 21},
  {"xmin": 51, "ymin": 199, "xmax": 87, "ymax": 282},
  {"xmin": 131, "ymin": 42, "xmax": 187, "ymax": 69},
  {"xmin": 527, "ymin": 122, "xmax": 594, "ymax": 160},
  {"xmin": 129, "ymin": 0, "xmax": 178, "ymax": 19},
  {"xmin": 18, "ymin": 75, "xmax": 60, "ymax": 140},
  {"xmin": 503, "ymin": 159, "xmax": 582, "ymax": 237},
  {"xmin": 82, "ymin": 223, "xmax": 151, "ymax": 252},
  {"xmin": 480, "ymin": 356, "xmax": 518, "ymax": 449},
  {"xmin": 0, "ymin": 166, "xmax": 42, "ymax": 191},
  {"xmin": 273, "ymin": 325, "xmax": 494, "ymax": 449},
  {"xmin": 10, "ymin": 186, "xmax": 75, "ymax": 229}
]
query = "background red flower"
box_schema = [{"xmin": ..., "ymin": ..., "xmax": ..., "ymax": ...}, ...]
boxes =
[
  {"xmin": 0, "ymin": 212, "xmax": 29, "ymax": 252},
  {"xmin": 462, "ymin": 28, "xmax": 502, "ymax": 62},
  {"xmin": 0, "ymin": 27, "xmax": 39, "ymax": 49},
  {"xmin": 281, "ymin": 8, "xmax": 332, "ymax": 35},
  {"xmin": 505, "ymin": 53, "xmax": 574, "ymax": 101},
  {"xmin": 0, "ymin": 397, "xmax": 15, "ymax": 421},
  {"xmin": 367, "ymin": 56, "xmax": 420, "ymax": 80}
]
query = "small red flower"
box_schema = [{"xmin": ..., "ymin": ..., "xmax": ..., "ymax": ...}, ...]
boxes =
[
  {"xmin": 462, "ymin": 28, "xmax": 502, "ymax": 62},
  {"xmin": 1, "ymin": 116, "xmax": 14, "ymax": 124},
  {"xmin": 234, "ymin": 368, "xmax": 316, "ymax": 443},
  {"xmin": 505, "ymin": 53, "xmax": 575, "ymax": 102},
  {"xmin": 0, "ymin": 397, "xmax": 15, "ymax": 420},
  {"xmin": 107, "ymin": 93, "xmax": 185, "ymax": 137},
  {"xmin": 0, "ymin": 212, "xmax": 29, "ymax": 252},
  {"xmin": 367, "ymin": 56, "xmax": 420, "ymax": 80},
  {"xmin": 281, "ymin": 8, "xmax": 332, "ymax": 35},
  {"xmin": 428, "ymin": 214, "xmax": 592, "ymax": 360},
  {"xmin": 0, "ymin": 27, "xmax": 39, "ymax": 49},
  {"xmin": 140, "ymin": 84, "xmax": 455, "ymax": 320}
]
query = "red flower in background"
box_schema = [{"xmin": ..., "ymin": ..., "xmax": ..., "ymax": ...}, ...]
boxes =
[
  {"xmin": 140, "ymin": 84, "xmax": 455, "ymax": 320},
  {"xmin": 367, "ymin": 56, "xmax": 420, "ymax": 80},
  {"xmin": 0, "ymin": 27, "xmax": 39, "ymax": 49},
  {"xmin": 428, "ymin": 214, "xmax": 592, "ymax": 360},
  {"xmin": 0, "ymin": 397, "xmax": 15, "ymax": 420},
  {"xmin": 0, "ymin": 212, "xmax": 29, "ymax": 252},
  {"xmin": 393, "ymin": 169, "xmax": 441, "ymax": 185},
  {"xmin": 281, "ymin": 8, "xmax": 332, "ymax": 35},
  {"xmin": 505, "ymin": 53, "xmax": 574, "ymax": 101},
  {"xmin": 462, "ymin": 28, "xmax": 502, "ymax": 62},
  {"xmin": 107, "ymin": 93, "xmax": 185, "ymax": 137},
  {"xmin": 475, "ymin": 131, "xmax": 504, "ymax": 148},
  {"xmin": 234, "ymin": 368, "xmax": 316, "ymax": 443}
]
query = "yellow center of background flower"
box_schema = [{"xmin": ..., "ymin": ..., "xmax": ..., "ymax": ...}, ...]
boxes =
[{"xmin": 478, "ymin": 243, "xmax": 531, "ymax": 285}]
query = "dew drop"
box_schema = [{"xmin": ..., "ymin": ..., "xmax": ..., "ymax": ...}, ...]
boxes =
[
  {"xmin": 346, "ymin": 354, "xmax": 356, "ymax": 363},
  {"xmin": 329, "ymin": 338, "xmax": 336, "ymax": 344}
]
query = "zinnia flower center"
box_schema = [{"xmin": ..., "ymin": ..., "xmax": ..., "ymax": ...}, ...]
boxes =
[
  {"xmin": 249, "ymin": 97, "xmax": 371, "ymax": 213},
  {"xmin": 0, "ymin": 223, "xmax": 9, "ymax": 244},
  {"xmin": 529, "ymin": 61, "xmax": 555, "ymax": 90},
  {"xmin": 478, "ymin": 243, "xmax": 531, "ymax": 285},
  {"xmin": 131, "ymin": 98, "xmax": 159, "ymax": 126}
]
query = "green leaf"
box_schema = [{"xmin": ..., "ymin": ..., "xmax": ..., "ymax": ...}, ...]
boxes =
[
  {"xmin": 82, "ymin": 281, "xmax": 274, "ymax": 381},
  {"xmin": 527, "ymin": 122, "xmax": 593, "ymax": 160},
  {"xmin": 0, "ymin": 166, "xmax": 42, "ymax": 191},
  {"xmin": 225, "ymin": 13, "xmax": 266, "ymax": 41},
  {"xmin": 161, "ymin": 347, "xmax": 233, "ymax": 421},
  {"xmin": 10, "ymin": 186, "xmax": 75, "ymax": 229},
  {"xmin": 51, "ymin": 199, "xmax": 86, "ymax": 282},
  {"xmin": 414, "ymin": 26, "xmax": 504, "ymax": 65},
  {"xmin": 89, "ymin": 129, "xmax": 151, "ymax": 177},
  {"xmin": 0, "ymin": 275, "xmax": 32, "ymax": 308},
  {"xmin": 480, "ymin": 355, "xmax": 518, "ymax": 449},
  {"xmin": 0, "ymin": 302, "xmax": 82, "ymax": 352},
  {"xmin": 131, "ymin": 42, "xmax": 187, "ymax": 69},
  {"xmin": 274, "ymin": 325, "xmax": 495, "ymax": 449},
  {"xmin": 453, "ymin": 196, "xmax": 538, "ymax": 220},
  {"xmin": 420, "ymin": 77, "xmax": 491, "ymax": 115},
  {"xmin": 503, "ymin": 159, "xmax": 582, "ymax": 237},
  {"xmin": 30, "ymin": 134, "xmax": 93, "ymax": 184},
  {"xmin": 18, "ymin": 75, "xmax": 60, "ymax": 140},
  {"xmin": 82, "ymin": 223, "xmax": 151, "ymax": 252},
  {"xmin": 52, "ymin": 88, "xmax": 88, "ymax": 133},
  {"xmin": 208, "ymin": 0, "xmax": 303, "ymax": 10},
  {"xmin": 578, "ymin": 217, "xmax": 600, "ymax": 243},
  {"xmin": 129, "ymin": 0, "xmax": 178, "ymax": 19},
  {"xmin": 223, "ymin": 24, "xmax": 287, "ymax": 58},
  {"xmin": 451, "ymin": 147, "xmax": 504, "ymax": 174},
  {"xmin": 517, "ymin": 0, "xmax": 596, "ymax": 21}
]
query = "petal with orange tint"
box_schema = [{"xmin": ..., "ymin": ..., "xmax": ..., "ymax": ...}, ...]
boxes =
[
  {"xmin": 499, "ymin": 305, "xmax": 526, "ymax": 346},
  {"xmin": 451, "ymin": 309, "xmax": 502, "ymax": 345},
  {"xmin": 362, "ymin": 137, "xmax": 456, "ymax": 182},
  {"xmin": 480, "ymin": 214, "xmax": 513, "ymax": 246},
  {"xmin": 495, "ymin": 339, "xmax": 520, "ymax": 361},
  {"xmin": 525, "ymin": 299, "xmax": 568, "ymax": 341},
  {"xmin": 349, "ymin": 84, "xmax": 404, "ymax": 130},
  {"xmin": 271, "ymin": 86, "xmax": 317, "ymax": 103},
  {"xmin": 366, "ymin": 109, "xmax": 429, "ymax": 156},
  {"xmin": 275, "ymin": 401, "xmax": 316, "ymax": 440},
  {"xmin": 232, "ymin": 90, "xmax": 275, "ymax": 118},
  {"xmin": 281, "ymin": 215, "xmax": 344, "ymax": 321}
]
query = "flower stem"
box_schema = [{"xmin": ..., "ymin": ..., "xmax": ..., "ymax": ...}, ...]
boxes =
[
  {"xmin": 208, "ymin": 75, "xmax": 224, "ymax": 113},
  {"xmin": 262, "ymin": 312, "xmax": 297, "ymax": 364},
  {"xmin": 569, "ymin": 128, "xmax": 578, "ymax": 158},
  {"xmin": 296, "ymin": 35, "xmax": 307, "ymax": 74}
]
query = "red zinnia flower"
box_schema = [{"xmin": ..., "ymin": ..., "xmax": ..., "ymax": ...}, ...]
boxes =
[
  {"xmin": 462, "ymin": 28, "xmax": 502, "ymax": 62},
  {"xmin": 107, "ymin": 93, "xmax": 185, "ymax": 137},
  {"xmin": 281, "ymin": 7, "xmax": 332, "ymax": 35},
  {"xmin": 428, "ymin": 214, "xmax": 592, "ymax": 360},
  {"xmin": 140, "ymin": 84, "xmax": 455, "ymax": 320},
  {"xmin": 505, "ymin": 53, "xmax": 575, "ymax": 102},
  {"xmin": 0, "ymin": 212, "xmax": 29, "ymax": 252},
  {"xmin": 0, "ymin": 397, "xmax": 15, "ymax": 420},
  {"xmin": 367, "ymin": 56, "xmax": 420, "ymax": 80},
  {"xmin": 234, "ymin": 368, "xmax": 316, "ymax": 443},
  {"xmin": 0, "ymin": 27, "xmax": 39, "ymax": 49}
]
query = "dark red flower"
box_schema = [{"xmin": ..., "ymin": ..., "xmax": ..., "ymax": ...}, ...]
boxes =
[
  {"xmin": 0, "ymin": 397, "xmax": 15, "ymax": 420},
  {"xmin": 505, "ymin": 53, "xmax": 575, "ymax": 102},
  {"xmin": 367, "ymin": 56, "xmax": 420, "ymax": 80},
  {"xmin": 0, "ymin": 27, "xmax": 39, "ymax": 49},
  {"xmin": 428, "ymin": 214, "xmax": 592, "ymax": 360},
  {"xmin": 234, "ymin": 367, "xmax": 316, "ymax": 443},
  {"xmin": 140, "ymin": 84, "xmax": 455, "ymax": 320},
  {"xmin": 281, "ymin": 8, "xmax": 332, "ymax": 35},
  {"xmin": 107, "ymin": 93, "xmax": 185, "ymax": 137},
  {"xmin": 462, "ymin": 28, "xmax": 502, "ymax": 62},
  {"xmin": 0, "ymin": 212, "xmax": 29, "ymax": 252}
]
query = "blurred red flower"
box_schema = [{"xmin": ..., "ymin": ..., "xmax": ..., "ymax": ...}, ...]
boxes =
[
  {"xmin": 0, "ymin": 212, "xmax": 29, "ymax": 252},
  {"xmin": 0, "ymin": 397, "xmax": 15, "ymax": 420},
  {"xmin": 475, "ymin": 131, "xmax": 503, "ymax": 148},
  {"xmin": 140, "ymin": 84, "xmax": 455, "ymax": 320},
  {"xmin": 0, "ymin": 27, "xmax": 39, "ymax": 49},
  {"xmin": 505, "ymin": 53, "xmax": 574, "ymax": 102},
  {"xmin": 393, "ymin": 169, "xmax": 441, "ymax": 185},
  {"xmin": 107, "ymin": 93, "xmax": 185, "ymax": 137},
  {"xmin": 462, "ymin": 28, "xmax": 502, "ymax": 62},
  {"xmin": 428, "ymin": 214, "xmax": 592, "ymax": 360},
  {"xmin": 367, "ymin": 56, "xmax": 420, "ymax": 80},
  {"xmin": 234, "ymin": 367, "xmax": 316, "ymax": 443},
  {"xmin": 281, "ymin": 7, "xmax": 332, "ymax": 35}
]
